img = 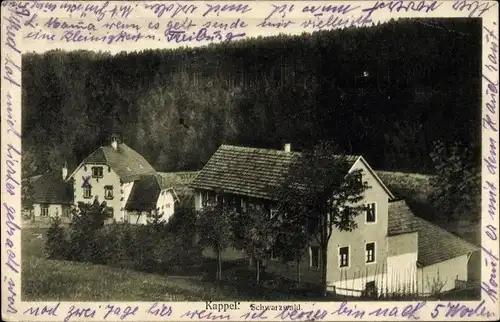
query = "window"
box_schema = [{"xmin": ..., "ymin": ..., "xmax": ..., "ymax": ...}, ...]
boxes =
[
  {"xmin": 165, "ymin": 203, "xmax": 171, "ymax": 208},
  {"xmin": 92, "ymin": 166, "xmax": 103, "ymax": 178},
  {"xmin": 41, "ymin": 204, "xmax": 49, "ymax": 217},
  {"xmin": 270, "ymin": 209, "xmax": 277, "ymax": 219},
  {"xmin": 202, "ymin": 191, "xmax": 209, "ymax": 206},
  {"xmin": 339, "ymin": 246, "xmax": 349, "ymax": 268},
  {"xmin": 366, "ymin": 203, "xmax": 376, "ymax": 223},
  {"xmin": 310, "ymin": 246, "xmax": 320, "ymax": 268},
  {"xmin": 63, "ymin": 207, "xmax": 71, "ymax": 218},
  {"xmin": 104, "ymin": 185, "xmax": 114, "ymax": 200},
  {"xmin": 83, "ymin": 187, "xmax": 92, "ymax": 199},
  {"xmin": 366, "ymin": 242, "xmax": 376, "ymax": 263}
]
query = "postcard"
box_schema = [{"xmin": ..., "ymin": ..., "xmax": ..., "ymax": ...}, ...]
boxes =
[{"xmin": 1, "ymin": 0, "xmax": 499, "ymax": 321}]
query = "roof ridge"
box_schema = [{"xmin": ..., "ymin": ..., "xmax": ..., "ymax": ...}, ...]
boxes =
[
  {"xmin": 220, "ymin": 144, "xmax": 299, "ymax": 154},
  {"xmin": 220, "ymin": 144, "xmax": 361, "ymax": 158}
]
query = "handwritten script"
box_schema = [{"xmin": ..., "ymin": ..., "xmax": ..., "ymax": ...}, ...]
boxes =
[
  {"xmin": 20, "ymin": 300, "xmax": 497, "ymax": 320},
  {"xmin": 482, "ymin": 16, "xmax": 499, "ymax": 309},
  {"xmin": 0, "ymin": 0, "xmax": 494, "ymax": 51},
  {"xmin": 1, "ymin": 0, "xmax": 499, "ymax": 321},
  {"xmin": 3, "ymin": 0, "xmax": 30, "ymax": 317}
]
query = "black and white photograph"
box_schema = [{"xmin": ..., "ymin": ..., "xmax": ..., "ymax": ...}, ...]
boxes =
[{"xmin": 19, "ymin": 15, "xmax": 483, "ymax": 304}]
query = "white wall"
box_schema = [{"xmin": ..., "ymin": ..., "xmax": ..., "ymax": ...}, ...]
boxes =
[
  {"xmin": 72, "ymin": 162, "xmax": 122, "ymax": 221},
  {"xmin": 194, "ymin": 190, "xmax": 203, "ymax": 211},
  {"xmin": 327, "ymin": 158, "xmax": 390, "ymax": 285},
  {"xmin": 121, "ymin": 181, "xmax": 134, "ymax": 220},
  {"xmin": 125, "ymin": 190, "xmax": 176, "ymax": 225},
  {"xmin": 156, "ymin": 189, "xmax": 175, "ymax": 222},
  {"xmin": 327, "ymin": 273, "xmax": 387, "ymax": 296},
  {"xmin": 33, "ymin": 203, "xmax": 71, "ymax": 218},
  {"xmin": 386, "ymin": 253, "xmax": 418, "ymax": 294},
  {"xmin": 127, "ymin": 211, "xmax": 150, "ymax": 225},
  {"xmin": 418, "ymin": 255, "xmax": 469, "ymax": 294}
]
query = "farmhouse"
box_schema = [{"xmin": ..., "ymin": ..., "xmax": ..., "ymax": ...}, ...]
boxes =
[
  {"xmin": 28, "ymin": 137, "xmax": 181, "ymax": 224},
  {"xmin": 66, "ymin": 137, "xmax": 179, "ymax": 224},
  {"xmin": 190, "ymin": 144, "xmax": 479, "ymax": 296},
  {"xmin": 29, "ymin": 171, "xmax": 73, "ymax": 219}
]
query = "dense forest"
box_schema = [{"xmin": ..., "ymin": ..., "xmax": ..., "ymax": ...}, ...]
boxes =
[{"xmin": 22, "ymin": 18, "xmax": 481, "ymax": 176}]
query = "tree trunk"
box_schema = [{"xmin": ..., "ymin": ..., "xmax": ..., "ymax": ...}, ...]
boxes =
[
  {"xmin": 216, "ymin": 248, "xmax": 222, "ymax": 280},
  {"xmin": 256, "ymin": 259, "xmax": 260, "ymax": 284},
  {"xmin": 321, "ymin": 246, "xmax": 328, "ymax": 296}
]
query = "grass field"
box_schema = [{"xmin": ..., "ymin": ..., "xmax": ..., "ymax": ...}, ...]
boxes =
[
  {"xmin": 21, "ymin": 227, "xmax": 333, "ymax": 301},
  {"xmin": 22, "ymin": 227, "xmax": 225, "ymax": 301},
  {"xmin": 22, "ymin": 225, "xmax": 480, "ymax": 301}
]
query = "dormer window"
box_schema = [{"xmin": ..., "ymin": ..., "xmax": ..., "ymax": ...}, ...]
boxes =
[
  {"xmin": 104, "ymin": 185, "xmax": 114, "ymax": 200},
  {"xmin": 92, "ymin": 166, "xmax": 103, "ymax": 178}
]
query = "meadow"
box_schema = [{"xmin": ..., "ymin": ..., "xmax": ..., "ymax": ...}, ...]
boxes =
[
  {"xmin": 22, "ymin": 224, "xmax": 479, "ymax": 302},
  {"xmin": 22, "ymin": 226, "xmax": 335, "ymax": 301}
]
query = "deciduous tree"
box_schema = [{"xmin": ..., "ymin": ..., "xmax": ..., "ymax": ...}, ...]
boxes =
[
  {"xmin": 234, "ymin": 204, "xmax": 278, "ymax": 284},
  {"xmin": 278, "ymin": 141, "xmax": 370, "ymax": 295},
  {"xmin": 197, "ymin": 199, "xmax": 234, "ymax": 280}
]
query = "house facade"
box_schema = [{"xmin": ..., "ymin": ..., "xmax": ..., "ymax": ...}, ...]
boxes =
[
  {"xmin": 66, "ymin": 138, "xmax": 179, "ymax": 224},
  {"xmin": 190, "ymin": 144, "xmax": 478, "ymax": 296},
  {"xmin": 29, "ymin": 171, "xmax": 73, "ymax": 220}
]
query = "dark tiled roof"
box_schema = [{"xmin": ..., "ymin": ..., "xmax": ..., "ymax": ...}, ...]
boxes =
[
  {"xmin": 156, "ymin": 171, "xmax": 199, "ymax": 197},
  {"xmin": 125, "ymin": 174, "xmax": 179, "ymax": 212},
  {"xmin": 375, "ymin": 171, "xmax": 432, "ymax": 201},
  {"xmin": 189, "ymin": 145, "xmax": 359, "ymax": 200},
  {"xmin": 387, "ymin": 200, "xmax": 420, "ymax": 236},
  {"xmin": 125, "ymin": 175, "xmax": 161, "ymax": 212},
  {"xmin": 79, "ymin": 143, "xmax": 156, "ymax": 183},
  {"xmin": 388, "ymin": 200, "xmax": 479, "ymax": 267},
  {"xmin": 32, "ymin": 172, "xmax": 73, "ymax": 204}
]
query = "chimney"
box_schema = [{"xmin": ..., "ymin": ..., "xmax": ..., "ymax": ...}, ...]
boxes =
[
  {"xmin": 284, "ymin": 143, "xmax": 291, "ymax": 152},
  {"xmin": 111, "ymin": 135, "xmax": 118, "ymax": 150},
  {"xmin": 62, "ymin": 162, "xmax": 68, "ymax": 180}
]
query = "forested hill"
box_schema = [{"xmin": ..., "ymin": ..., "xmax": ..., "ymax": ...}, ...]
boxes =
[{"xmin": 22, "ymin": 18, "xmax": 481, "ymax": 176}]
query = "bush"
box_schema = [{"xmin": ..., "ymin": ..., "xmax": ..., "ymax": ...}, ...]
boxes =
[
  {"xmin": 67, "ymin": 200, "xmax": 110, "ymax": 263},
  {"xmin": 45, "ymin": 216, "xmax": 68, "ymax": 259},
  {"xmin": 44, "ymin": 201, "xmax": 204, "ymax": 275},
  {"xmin": 156, "ymin": 234, "xmax": 204, "ymax": 273},
  {"xmin": 131, "ymin": 224, "xmax": 160, "ymax": 272},
  {"xmin": 101, "ymin": 222, "xmax": 136, "ymax": 266}
]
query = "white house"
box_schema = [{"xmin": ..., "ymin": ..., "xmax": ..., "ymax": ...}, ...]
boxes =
[
  {"xmin": 66, "ymin": 137, "xmax": 179, "ymax": 224},
  {"xmin": 190, "ymin": 143, "xmax": 479, "ymax": 296}
]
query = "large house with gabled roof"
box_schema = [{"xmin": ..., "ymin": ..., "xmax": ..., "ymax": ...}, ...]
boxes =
[
  {"xmin": 190, "ymin": 143, "xmax": 479, "ymax": 296},
  {"xmin": 65, "ymin": 137, "xmax": 179, "ymax": 224}
]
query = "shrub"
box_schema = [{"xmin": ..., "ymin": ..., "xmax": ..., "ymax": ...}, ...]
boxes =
[
  {"xmin": 131, "ymin": 224, "xmax": 163, "ymax": 272},
  {"xmin": 67, "ymin": 200, "xmax": 110, "ymax": 263},
  {"xmin": 45, "ymin": 216, "xmax": 68, "ymax": 259},
  {"xmin": 156, "ymin": 234, "xmax": 203, "ymax": 273},
  {"xmin": 44, "ymin": 201, "xmax": 204, "ymax": 275}
]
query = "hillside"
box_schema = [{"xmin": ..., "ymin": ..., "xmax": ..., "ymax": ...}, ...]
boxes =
[{"xmin": 22, "ymin": 18, "xmax": 481, "ymax": 176}]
